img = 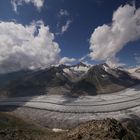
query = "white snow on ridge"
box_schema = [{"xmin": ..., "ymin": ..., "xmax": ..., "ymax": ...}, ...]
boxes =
[
  {"xmin": 103, "ymin": 64, "xmax": 109, "ymax": 72},
  {"xmin": 63, "ymin": 68, "xmax": 71, "ymax": 74},
  {"xmin": 124, "ymin": 67, "xmax": 140, "ymax": 74},
  {"xmin": 127, "ymin": 68, "xmax": 137, "ymax": 73},
  {"xmin": 103, "ymin": 64, "xmax": 119, "ymax": 77},
  {"xmin": 71, "ymin": 65, "xmax": 90, "ymax": 72},
  {"xmin": 63, "ymin": 65, "xmax": 90, "ymax": 78},
  {"xmin": 123, "ymin": 67, "xmax": 140, "ymax": 79}
]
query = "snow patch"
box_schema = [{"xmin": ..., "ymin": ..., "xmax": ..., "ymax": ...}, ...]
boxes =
[
  {"xmin": 126, "ymin": 68, "xmax": 137, "ymax": 73},
  {"xmin": 103, "ymin": 65, "xmax": 109, "ymax": 72},
  {"xmin": 52, "ymin": 128, "xmax": 68, "ymax": 132},
  {"xmin": 101, "ymin": 74, "xmax": 108, "ymax": 78},
  {"xmin": 63, "ymin": 65, "xmax": 90, "ymax": 78},
  {"xmin": 63, "ymin": 68, "xmax": 71, "ymax": 74},
  {"xmin": 71, "ymin": 66, "xmax": 90, "ymax": 72}
]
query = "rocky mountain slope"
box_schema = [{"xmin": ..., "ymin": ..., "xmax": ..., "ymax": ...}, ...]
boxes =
[
  {"xmin": 0, "ymin": 112, "xmax": 140, "ymax": 140},
  {"xmin": 59, "ymin": 117, "xmax": 140, "ymax": 140},
  {"xmin": 0, "ymin": 63, "xmax": 139, "ymax": 98},
  {"xmin": 60, "ymin": 118, "xmax": 127, "ymax": 140}
]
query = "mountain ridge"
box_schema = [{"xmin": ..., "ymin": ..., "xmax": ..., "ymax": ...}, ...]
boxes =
[{"xmin": 0, "ymin": 63, "xmax": 139, "ymax": 98}]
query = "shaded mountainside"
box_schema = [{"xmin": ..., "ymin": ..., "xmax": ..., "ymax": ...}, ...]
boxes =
[
  {"xmin": 0, "ymin": 113, "xmax": 140, "ymax": 140},
  {"xmin": 0, "ymin": 63, "xmax": 139, "ymax": 98},
  {"xmin": 0, "ymin": 67, "xmax": 72, "ymax": 98}
]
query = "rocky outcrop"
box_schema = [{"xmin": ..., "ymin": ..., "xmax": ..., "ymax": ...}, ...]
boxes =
[{"xmin": 60, "ymin": 118, "xmax": 127, "ymax": 140}]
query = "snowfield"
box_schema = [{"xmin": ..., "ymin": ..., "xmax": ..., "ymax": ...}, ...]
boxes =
[{"xmin": 0, "ymin": 72, "xmax": 140, "ymax": 128}]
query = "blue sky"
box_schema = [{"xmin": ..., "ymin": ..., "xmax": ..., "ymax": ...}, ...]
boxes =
[{"xmin": 0, "ymin": 0, "xmax": 140, "ymax": 73}]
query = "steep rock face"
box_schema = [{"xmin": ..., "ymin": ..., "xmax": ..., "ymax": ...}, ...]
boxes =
[{"xmin": 0, "ymin": 63, "xmax": 139, "ymax": 97}]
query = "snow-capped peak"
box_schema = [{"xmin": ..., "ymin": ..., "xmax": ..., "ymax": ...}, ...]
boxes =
[
  {"xmin": 62, "ymin": 62, "xmax": 91, "ymax": 81},
  {"xmin": 102, "ymin": 63, "xmax": 119, "ymax": 77},
  {"xmin": 102, "ymin": 63, "xmax": 110, "ymax": 72},
  {"xmin": 71, "ymin": 62, "xmax": 91, "ymax": 72}
]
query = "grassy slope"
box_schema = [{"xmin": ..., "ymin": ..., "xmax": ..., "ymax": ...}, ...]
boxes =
[{"xmin": 0, "ymin": 112, "xmax": 62, "ymax": 140}]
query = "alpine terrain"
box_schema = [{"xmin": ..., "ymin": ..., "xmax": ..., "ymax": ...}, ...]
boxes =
[{"xmin": 0, "ymin": 62, "xmax": 139, "ymax": 98}]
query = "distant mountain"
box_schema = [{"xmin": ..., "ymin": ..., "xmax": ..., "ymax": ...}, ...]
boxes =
[
  {"xmin": 62, "ymin": 62, "xmax": 90, "ymax": 82},
  {"xmin": 73, "ymin": 62, "xmax": 89, "ymax": 68},
  {"xmin": 0, "ymin": 63, "xmax": 139, "ymax": 98},
  {"xmin": 72, "ymin": 63, "xmax": 139, "ymax": 95},
  {"xmin": 135, "ymin": 68, "xmax": 140, "ymax": 73},
  {"xmin": 125, "ymin": 67, "xmax": 140, "ymax": 74}
]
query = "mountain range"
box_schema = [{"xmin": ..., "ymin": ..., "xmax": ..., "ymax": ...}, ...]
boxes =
[{"xmin": 0, "ymin": 62, "xmax": 139, "ymax": 98}]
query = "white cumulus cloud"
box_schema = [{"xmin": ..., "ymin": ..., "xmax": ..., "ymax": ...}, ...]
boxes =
[
  {"xmin": 56, "ymin": 20, "xmax": 72, "ymax": 35},
  {"xmin": 11, "ymin": 0, "xmax": 44, "ymax": 13},
  {"xmin": 59, "ymin": 9, "xmax": 69, "ymax": 17},
  {"xmin": 89, "ymin": 4, "xmax": 140, "ymax": 64},
  {"xmin": 59, "ymin": 57, "xmax": 76, "ymax": 65},
  {"xmin": 61, "ymin": 20, "xmax": 72, "ymax": 34},
  {"xmin": 0, "ymin": 21, "xmax": 60, "ymax": 73},
  {"xmin": 56, "ymin": 9, "xmax": 72, "ymax": 35}
]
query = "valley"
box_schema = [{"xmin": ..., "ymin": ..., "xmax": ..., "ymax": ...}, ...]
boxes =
[
  {"xmin": 0, "ymin": 63, "xmax": 140, "ymax": 139},
  {"xmin": 0, "ymin": 83, "xmax": 140, "ymax": 128}
]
